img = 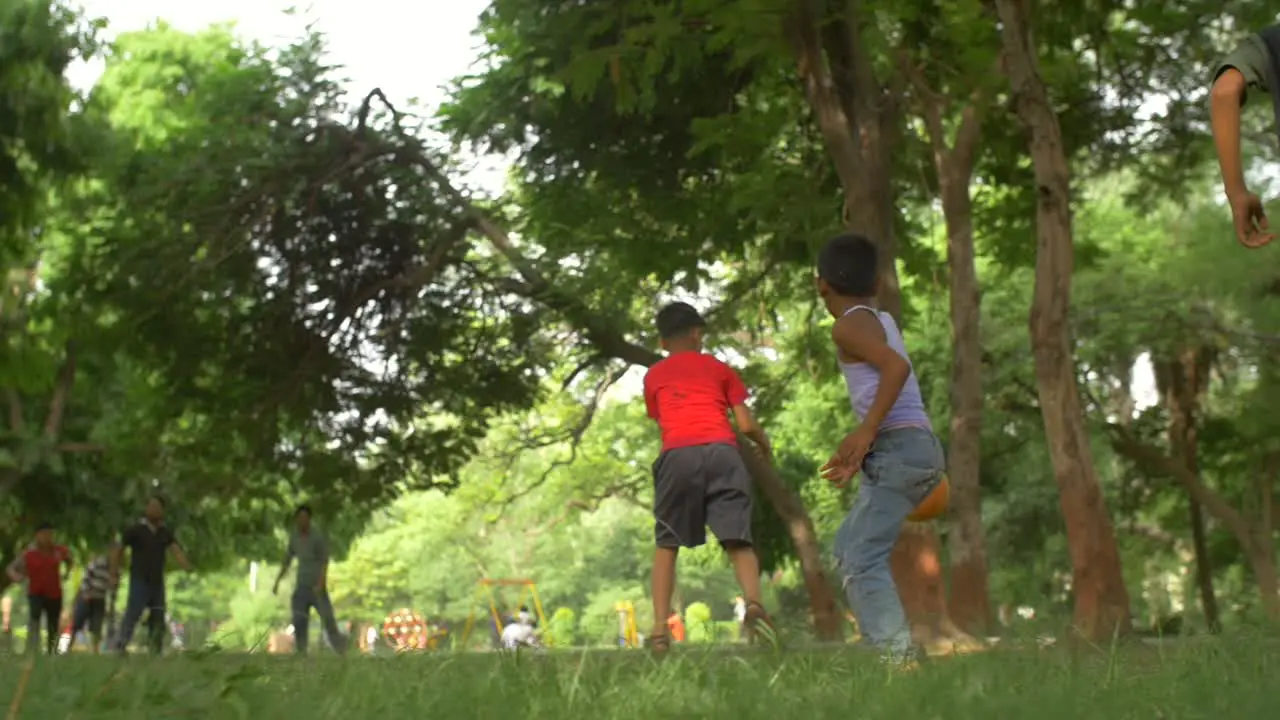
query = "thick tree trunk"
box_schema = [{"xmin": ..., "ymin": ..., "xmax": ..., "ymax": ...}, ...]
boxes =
[
  {"xmin": 996, "ymin": 0, "xmax": 1133, "ymax": 641},
  {"xmin": 471, "ymin": 213, "xmax": 845, "ymax": 640},
  {"xmin": 939, "ymin": 183, "xmax": 992, "ymax": 635}
]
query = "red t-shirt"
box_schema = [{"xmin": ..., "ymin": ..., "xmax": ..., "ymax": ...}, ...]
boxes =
[
  {"xmin": 22, "ymin": 545, "xmax": 68, "ymax": 599},
  {"xmin": 643, "ymin": 351, "xmax": 749, "ymax": 452}
]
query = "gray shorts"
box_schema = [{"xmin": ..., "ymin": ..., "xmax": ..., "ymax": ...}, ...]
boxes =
[{"xmin": 652, "ymin": 443, "xmax": 754, "ymax": 549}]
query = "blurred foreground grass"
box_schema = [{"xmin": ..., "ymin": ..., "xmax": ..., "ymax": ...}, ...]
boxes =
[{"xmin": 2, "ymin": 635, "xmax": 1275, "ymax": 719}]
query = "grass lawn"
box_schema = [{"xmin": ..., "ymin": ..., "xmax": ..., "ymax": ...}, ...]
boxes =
[{"xmin": 2, "ymin": 637, "xmax": 1275, "ymax": 719}]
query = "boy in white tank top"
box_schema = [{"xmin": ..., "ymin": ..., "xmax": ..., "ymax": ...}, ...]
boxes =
[{"xmin": 815, "ymin": 233, "xmax": 947, "ymax": 666}]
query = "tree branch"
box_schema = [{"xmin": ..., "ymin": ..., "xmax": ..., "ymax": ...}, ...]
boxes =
[
  {"xmin": 5, "ymin": 390, "xmax": 22, "ymax": 435},
  {"xmin": 41, "ymin": 342, "xmax": 75, "ymax": 441},
  {"xmin": 490, "ymin": 364, "xmax": 630, "ymax": 516},
  {"xmin": 1107, "ymin": 423, "xmax": 1253, "ymax": 542}
]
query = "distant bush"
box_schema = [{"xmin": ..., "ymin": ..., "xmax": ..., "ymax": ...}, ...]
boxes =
[
  {"xmin": 685, "ymin": 602, "xmax": 714, "ymax": 643},
  {"xmin": 545, "ymin": 607, "xmax": 578, "ymax": 647}
]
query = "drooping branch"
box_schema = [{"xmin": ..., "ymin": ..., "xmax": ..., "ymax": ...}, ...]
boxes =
[
  {"xmin": 489, "ymin": 363, "xmax": 630, "ymax": 516},
  {"xmin": 1107, "ymin": 424, "xmax": 1252, "ymax": 543}
]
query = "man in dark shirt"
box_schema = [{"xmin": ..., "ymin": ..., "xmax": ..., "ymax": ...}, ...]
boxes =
[{"xmin": 109, "ymin": 495, "xmax": 192, "ymax": 654}]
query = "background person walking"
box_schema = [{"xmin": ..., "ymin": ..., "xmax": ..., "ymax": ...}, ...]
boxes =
[{"xmin": 273, "ymin": 505, "xmax": 346, "ymax": 654}]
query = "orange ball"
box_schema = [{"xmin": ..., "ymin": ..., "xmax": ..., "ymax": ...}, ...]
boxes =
[{"xmin": 907, "ymin": 474, "xmax": 950, "ymax": 522}]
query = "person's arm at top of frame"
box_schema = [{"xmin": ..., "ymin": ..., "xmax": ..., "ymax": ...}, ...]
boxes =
[
  {"xmin": 723, "ymin": 363, "xmax": 771, "ymax": 460},
  {"xmin": 1210, "ymin": 38, "xmax": 1273, "ymax": 247},
  {"xmin": 820, "ymin": 311, "xmax": 911, "ymax": 486}
]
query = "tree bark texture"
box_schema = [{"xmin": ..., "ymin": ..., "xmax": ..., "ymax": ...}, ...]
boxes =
[
  {"xmin": 1153, "ymin": 347, "xmax": 1220, "ymax": 632},
  {"xmin": 906, "ymin": 58, "xmax": 995, "ymax": 636},
  {"xmin": 786, "ymin": 0, "xmax": 973, "ymax": 645},
  {"xmin": 996, "ymin": 0, "xmax": 1133, "ymax": 641}
]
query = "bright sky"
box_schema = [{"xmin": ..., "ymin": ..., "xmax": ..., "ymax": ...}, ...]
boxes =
[{"xmin": 68, "ymin": 0, "xmax": 507, "ymax": 195}]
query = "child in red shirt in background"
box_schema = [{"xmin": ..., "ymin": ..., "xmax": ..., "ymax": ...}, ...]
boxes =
[
  {"xmin": 642, "ymin": 302, "xmax": 774, "ymax": 655},
  {"xmin": 666, "ymin": 611, "xmax": 686, "ymax": 643},
  {"xmin": 5, "ymin": 522, "xmax": 72, "ymax": 655}
]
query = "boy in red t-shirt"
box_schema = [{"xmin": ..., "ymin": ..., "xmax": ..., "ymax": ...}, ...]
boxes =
[
  {"xmin": 5, "ymin": 522, "xmax": 72, "ymax": 655},
  {"xmin": 642, "ymin": 302, "xmax": 774, "ymax": 654}
]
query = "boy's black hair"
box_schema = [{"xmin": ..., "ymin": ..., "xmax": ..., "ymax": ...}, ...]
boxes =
[
  {"xmin": 295, "ymin": 504, "xmax": 312, "ymax": 518},
  {"xmin": 149, "ymin": 493, "xmax": 166, "ymax": 508},
  {"xmin": 655, "ymin": 302, "xmax": 707, "ymax": 340},
  {"xmin": 35, "ymin": 521, "xmax": 53, "ymax": 532},
  {"xmin": 817, "ymin": 233, "xmax": 879, "ymax": 297}
]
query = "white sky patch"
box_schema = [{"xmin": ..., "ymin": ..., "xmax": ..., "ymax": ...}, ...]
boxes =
[{"xmin": 68, "ymin": 0, "xmax": 507, "ymax": 195}]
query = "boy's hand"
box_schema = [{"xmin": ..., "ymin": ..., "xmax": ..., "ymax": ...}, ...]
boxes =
[
  {"xmin": 820, "ymin": 454, "xmax": 856, "ymax": 487},
  {"xmin": 821, "ymin": 427, "xmax": 876, "ymax": 488},
  {"xmin": 1231, "ymin": 191, "xmax": 1273, "ymax": 248}
]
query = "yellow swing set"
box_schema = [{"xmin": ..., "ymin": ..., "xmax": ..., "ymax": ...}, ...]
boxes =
[{"xmin": 459, "ymin": 578, "xmax": 548, "ymax": 648}]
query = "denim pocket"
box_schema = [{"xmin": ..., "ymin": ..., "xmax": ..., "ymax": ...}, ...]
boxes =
[{"xmin": 861, "ymin": 428, "xmax": 944, "ymax": 504}]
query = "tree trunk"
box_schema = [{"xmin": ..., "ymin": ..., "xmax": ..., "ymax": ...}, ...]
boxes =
[
  {"xmin": 1109, "ymin": 428, "xmax": 1280, "ymax": 626},
  {"xmin": 1154, "ymin": 347, "xmax": 1220, "ymax": 632},
  {"xmin": 785, "ymin": 0, "xmax": 973, "ymax": 645},
  {"xmin": 931, "ymin": 105, "xmax": 993, "ymax": 637},
  {"xmin": 1245, "ymin": 536, "xmax": 1280, "ymax": 622},
  {"xmin": 996, "ymin": 0, "xmax": 1133, "ymax": 641},
  {"xmin": 739, "ymin": 445, "xmax": 842, "ymax": 639},
  {"xmin": 470, "ymin": 212, "xmax": 845, "ymax": 640},
  {"xmin": 1186, "ymin": 499, "xmax": 1220, "ymax": 631}
]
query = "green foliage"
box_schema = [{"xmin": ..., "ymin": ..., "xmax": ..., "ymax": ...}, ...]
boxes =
[
  {"xmin": 0, "ymin": 0, "xmax": 101, "ymax": 258},
  {"xmin": 683, "ymin": 601, "xmax": 714, "ymax": 643},
  {"xmin": 545, "ymin": 607, "xmax": 578, "ymax": 647}
]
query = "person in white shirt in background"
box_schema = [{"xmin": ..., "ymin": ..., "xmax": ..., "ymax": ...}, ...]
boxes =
[
  {"xmin": 500, "ymin": 616, "xmax": 539, "ymax": 650},
  {"xmin": 515, "ymin": 605, "xmax": 534, "ymax": 626}
]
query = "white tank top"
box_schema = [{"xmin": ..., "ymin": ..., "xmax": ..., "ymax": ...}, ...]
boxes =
[{"xmin": 837, "ymin": 305, "xmax": 931, "ymax": 431}]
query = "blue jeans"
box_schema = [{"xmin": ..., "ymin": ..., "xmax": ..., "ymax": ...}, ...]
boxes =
[
  {"xmin": 291, "ymin": 586, "xmax": 344, "ymax": 654},
  {"xmin": 833, "ymin": 426, "xmax": 945, "ymax": 659},
  {"xmin": 115, "ymin": 578, "xmax": 165, "ymax": 654}
]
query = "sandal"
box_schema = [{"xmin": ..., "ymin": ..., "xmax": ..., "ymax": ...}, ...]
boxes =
[{"xmin": 647, "ymin": 632, "xmax": 670, "ymax": 657}]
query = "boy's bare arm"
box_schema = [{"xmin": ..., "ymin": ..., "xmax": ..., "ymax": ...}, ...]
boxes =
[
  {"xmin": 731, "ymin": 404, "xmax": 770, "ymax": 457},
  {"xmin": 1210, "ymin": 65, "xmax": 1273, "ymax": 247},
  {"xmin": 1211, "ymin": 68, "xmax": 1248, "ymax": 200},
  {"xmin": 832, "ymin": 314, "xmax": 910, "ymax": 431}
]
